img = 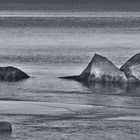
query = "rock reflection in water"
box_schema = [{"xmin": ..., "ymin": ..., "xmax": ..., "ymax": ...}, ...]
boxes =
[{"xmin": 83, "ymin": 81, "xmax": 140, "ymax": 96}]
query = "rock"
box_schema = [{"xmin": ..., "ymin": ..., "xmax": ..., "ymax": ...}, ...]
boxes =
[
  {"xmin": 0, "ymin": 122, "xmax": 12, "ymax": 132},
  {"xmin": 121, "ymin": 53, "xmax": 140, "ymax": 70},
  {"xmin": 0, "ymin": 66, "xmax": 30, "ymax": 81},
  {"xmin": 59, "ymin": 54, "xmax": 93, "ymax": 81},
  {"xmin": 87, "ymin": 54, "xmax": 127, "ymax": 83},
  {"xmin": 78, "ymin": 54, "xmax": 95, "ymax": 81},
  {"xmin": 120, "ymin": 53, "xmax": 140, "ymax": 82},
  {"xmin": 60, "ymin": 54, "xmax": 127, "ymax": 83}
]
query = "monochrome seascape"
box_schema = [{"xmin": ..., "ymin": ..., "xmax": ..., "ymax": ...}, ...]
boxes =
[{"xmin": 0, "ymin": 3, "xmax": 140, "ymax": 140}]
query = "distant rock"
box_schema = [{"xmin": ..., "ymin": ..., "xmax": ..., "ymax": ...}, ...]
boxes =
[
  {"xmin": 60, "ymin": 54, "xmax": 127, "ymax": 83},
  {"xmin": 0, "ymin": 66, "xmax": 30, "ymax": 82},
  {"xmin": 121, "ymin": 53, "xmax": 140, "ymax": 82},
  {"xmin": 0, "ymin": 122, "xmax": 12, "ymax": 132}
]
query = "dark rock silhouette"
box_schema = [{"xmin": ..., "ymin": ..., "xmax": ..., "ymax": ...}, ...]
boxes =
[
  {"xmin": 0, "ymin": 122, "xmax": 12, "ymax": 133},
  {"xmin": 0, "ymin": 66, "xmax": 30, "ymax": 81},
  {"xmin": 120, "ymin": 53, "xmax": 140, "ymax": 82},
  {"xmin": 60, "ymin": 54, "xmax": 127, "ymax": 83}
]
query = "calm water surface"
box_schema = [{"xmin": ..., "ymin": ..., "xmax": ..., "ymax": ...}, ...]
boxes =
[{"xmin": 0, "ymin": 10, "xmax": 140, "ymax": 140}]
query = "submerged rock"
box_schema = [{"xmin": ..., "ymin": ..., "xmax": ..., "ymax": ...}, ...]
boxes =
[
  {"xmin": 60, "ymin": 54, "xmax": 127, "ymax": 83},
  {"xmin": 0, "ymin": 122, "xmax": 12, "ymax": 132},
  {"xmin": 120, "ymin": 53, "xmax": 140, "ymax": 82},
  {"xmin": 0, "ymin": 66, "xmax": 30, "ymax": 81}
]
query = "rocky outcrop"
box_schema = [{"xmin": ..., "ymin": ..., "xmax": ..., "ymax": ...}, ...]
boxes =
[
  {"xmin": 87, "ymin": 54, "xmax": 127, "ymax": 83},
  {"xmin": 0, "ymin": 66, "xmax": 30, "ymax": 81},
  {"xmin": 0, "ymin": 122, "xmax": 12, "ymax": 132},
  {"xmin": 120, "ymin": 53, "xmax": 140, "ymax": 82},
  {"xmin": 60, "ymin": 54, "xmax": 127, "ymax": 83}
]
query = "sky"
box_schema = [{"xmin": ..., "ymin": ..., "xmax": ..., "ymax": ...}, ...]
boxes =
[
  {"xmin": 0, "ymin": 0, "xmax": 139, "ymax": 4},
  {"xmin": 0, "ymin": 0, "xmax": 139, "ymax": 11}
]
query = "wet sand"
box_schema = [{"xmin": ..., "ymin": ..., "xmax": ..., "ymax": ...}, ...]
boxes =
[
  {"xmin": 0, "ymin": 101, "xmax": 94, "ymax": 116},
  {"xmin": 0, "ymin": 101, "xmax": 140, "ymax": 140}
]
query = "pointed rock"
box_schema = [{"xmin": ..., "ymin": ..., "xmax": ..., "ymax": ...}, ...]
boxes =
[
  {"xmin": 120, "ymin": 53, "xmax": 140, "ymax": 82},
  {"xmin": 78, "ymin": 54, "xmax": 96, "ymax": 81},
  {"xmin": 87, "ymin": 54, "xmax": 127, "ymax": 83},
  {"xmin": 0, "ymin": 66, "xmax": 30, "ymax": 82},
  {"xmin": 60, "ymin": 53, "xmax": 127, "ymax": 83}
]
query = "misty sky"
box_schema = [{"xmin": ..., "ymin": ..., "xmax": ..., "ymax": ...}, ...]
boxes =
[
  {"xmin": 0, "ymin": 0, "xmax": 140, "ymax": 4},
  {"xmin": 0, "ymin": 0, "xmax": 140, "ymax": 11}
]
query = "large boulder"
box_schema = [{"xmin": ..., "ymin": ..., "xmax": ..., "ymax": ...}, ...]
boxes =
[
  {"xmin": 87, "ymin": 54, "xmax": 127, "ymax": 83},
  {"xmin": 0, "ymin": 122, "xmax": 12, "ymax": 132},
  {"xmin": 120, "ymin": 53, "xmax": 140, "ymax": 82},
  {"xmin": 60, "ymin": 54, "xmax": 127, "ymax": 83},
  {"xmin": 0, "ymin": 66, "xmax": 30, "ymax": 81}
]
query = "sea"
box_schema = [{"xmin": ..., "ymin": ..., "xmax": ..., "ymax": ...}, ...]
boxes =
[{"xmin": 0, "ymin": 4, "xmax": 140, "ymax": 140}]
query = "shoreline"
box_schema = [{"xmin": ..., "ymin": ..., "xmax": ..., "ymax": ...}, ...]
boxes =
[{"xmin": 0, "ymin": 101, "xmax": 94, "ymax": 116}]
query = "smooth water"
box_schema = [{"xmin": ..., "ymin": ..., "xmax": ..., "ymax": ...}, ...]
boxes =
[{"xmin": 0, "ymin": 10, "xmax": 140, "ymax": 139}]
